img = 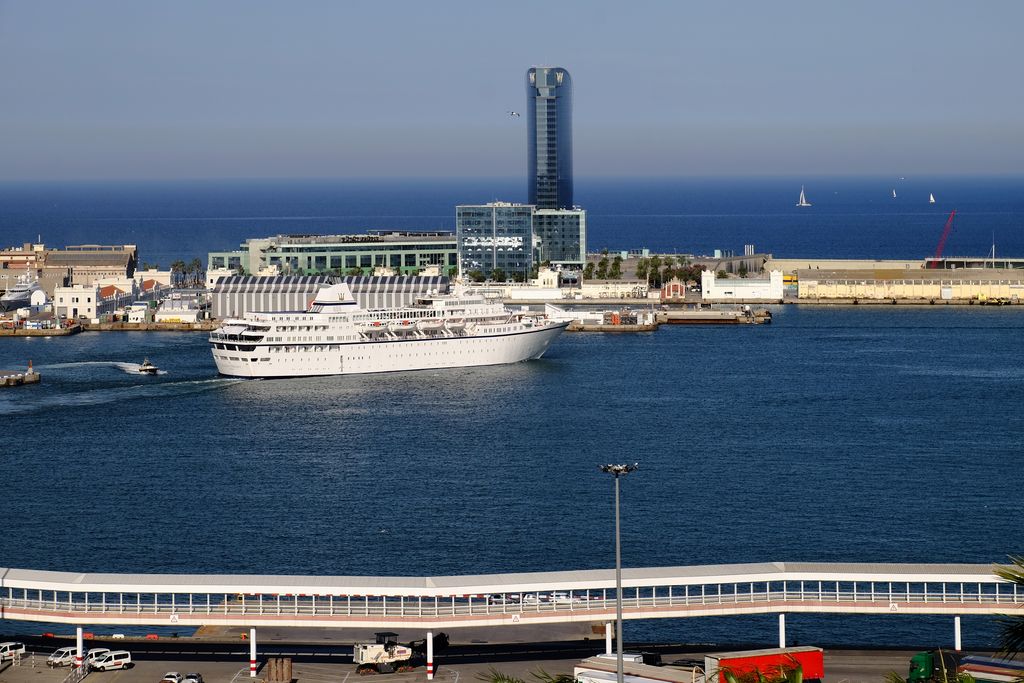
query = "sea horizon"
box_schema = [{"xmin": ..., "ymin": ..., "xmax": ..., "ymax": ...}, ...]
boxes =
[{"xmin": 2, "ymin": 175, "xmax": 1022, "ymax": 268}]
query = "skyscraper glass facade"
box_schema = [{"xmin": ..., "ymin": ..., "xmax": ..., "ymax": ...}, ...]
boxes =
[
  {"xmin": 533, "ymin": 208, "xmax": 586, "ymax": 267},
  {"xmin": 456, "ymin": 203, "xmax": 534, "ymax": 278},
  {"xmin": 527, "ymin": 67, "xmax": 573, "ymax": 210}
]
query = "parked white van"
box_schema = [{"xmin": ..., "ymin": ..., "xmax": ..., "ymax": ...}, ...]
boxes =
[
  {"xmin": 47, "ymin": 647, "xmax": 78, "ymax": 667},
  {"xmin": 84, "ymin": 649, "xmax": 111, "ymax": 667},
  {"xmin": 90, "ymin": 650, "xmax": 132, "ymax": 671},
  {"xmin": 0, "ymin": 642, "xmax": 27, "ymax": 661}
]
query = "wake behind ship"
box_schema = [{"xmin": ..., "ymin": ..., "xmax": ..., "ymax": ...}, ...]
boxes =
[{"xmin": 209, "ymin": 283, "xmax": 569, "ymax": 378}]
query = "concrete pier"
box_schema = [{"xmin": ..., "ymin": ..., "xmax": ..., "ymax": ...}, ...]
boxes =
[
  {"xmin": 0, "ymin": 365, "xmax": 41, "ymax": 388},
  {"xmin": 0, "ymin": 324, "xmax": 80, "ymax": 337}
]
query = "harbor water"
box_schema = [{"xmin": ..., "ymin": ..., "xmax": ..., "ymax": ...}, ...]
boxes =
[{"xmin": 2, "ymin": 305, "xmax": 1023, "ymax": 648}]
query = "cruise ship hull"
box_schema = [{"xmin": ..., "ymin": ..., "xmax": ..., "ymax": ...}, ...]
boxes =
[{"xmin": 212, "ymin": 322, "xmax": 569, "ymax": 378}]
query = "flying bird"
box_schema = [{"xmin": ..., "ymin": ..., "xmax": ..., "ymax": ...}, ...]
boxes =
[{"xmin": 507, "ymin": 111, "xmax": 520, "ymax": 118}]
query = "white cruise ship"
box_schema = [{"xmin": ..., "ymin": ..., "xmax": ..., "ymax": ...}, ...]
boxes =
[{"xmin": 209, "ymin": 283, "xmax": 569, "ymax": 378}]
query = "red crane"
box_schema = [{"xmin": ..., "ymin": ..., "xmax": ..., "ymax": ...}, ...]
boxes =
[{"xmin": 930, "ymin": 209, "xmax": 957, "ymax": 268}]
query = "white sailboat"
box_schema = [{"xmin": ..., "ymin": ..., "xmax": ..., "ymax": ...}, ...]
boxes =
[
  {"xmin": 929, "ymin": 193, "xmax": 936, "ymax": 204},
  {"xmin": 892, "ymin": 188, "xmax": 897, "ymax": 199},
  {"xmin": 796, "ymin": 186, "xmax": 812, "ymax": 207}
]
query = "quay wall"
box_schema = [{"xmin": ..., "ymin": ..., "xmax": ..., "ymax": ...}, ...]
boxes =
[
  {"xmin": 80, "ymin": 321, "xmax": 218, "ymax": 332},
  {"xmin": 0, "ymin": 325, "xmax": 81, "ymax": 337}
]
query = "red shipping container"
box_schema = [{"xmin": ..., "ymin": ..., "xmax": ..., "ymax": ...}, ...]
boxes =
[{"xmin": 705, "ymin": 647, "xmax": 824, "ymax": 683}]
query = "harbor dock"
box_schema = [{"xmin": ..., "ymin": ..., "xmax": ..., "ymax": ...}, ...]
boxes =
[
  {"xmin": 80, "ymin": 320, "xmax": 219, "ymax": 332},
  {"xmin": 0, "ymin": 323, "xmax": 81, "ymax": 337}
]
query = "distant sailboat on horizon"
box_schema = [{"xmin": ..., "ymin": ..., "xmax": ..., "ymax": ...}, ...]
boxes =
[
  {"xmin": 929, "ymin": 193, "xmax": 936, "ymax": 204},
  {"xmin": 796, "ymin": 185, "xmax": 812, "ymax": 207}
]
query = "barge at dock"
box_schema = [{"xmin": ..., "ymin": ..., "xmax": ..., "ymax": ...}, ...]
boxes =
[{"xmin": 657, "ymin": 305, "xmax": 772, "ymax": 325}]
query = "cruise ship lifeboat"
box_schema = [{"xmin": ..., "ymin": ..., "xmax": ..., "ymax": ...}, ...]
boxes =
[
  {"xmin": 388, "ymin": 320, "xmax": 414, "ymax": 334},
  {"xmin": 356, "ymin": 322, "xmax": 385, "ymax": 336},
  {"xmin": 416, "ymin": 318, "xmax": 445, "ymax": 333},
  {"xmin": 445, "ymin": 318, "xmax": 466, "ymax": 333}
]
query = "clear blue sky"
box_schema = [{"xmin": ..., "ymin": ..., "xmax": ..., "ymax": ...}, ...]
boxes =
[{"xmin": 1, "ymin": 0, "xmax": 1022, "ymax": 180}]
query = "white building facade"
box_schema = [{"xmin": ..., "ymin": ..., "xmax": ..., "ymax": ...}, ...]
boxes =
[{"xmin": 701, "ymin": 270, "xmax": 784, "ymax": 301}]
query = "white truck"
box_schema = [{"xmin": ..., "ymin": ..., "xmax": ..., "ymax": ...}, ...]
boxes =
[{"xmin": 353, "ymin": 633, "xmax": 417, "ymax": 674}]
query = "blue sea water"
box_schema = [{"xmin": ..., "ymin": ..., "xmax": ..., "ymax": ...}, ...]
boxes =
[
  {"xmin": 1, "ymin": 178, "xmax": 1024, "ymax": 648},
  {"xmin": 2, "ymin": 308, "xmax": 1023, "ymax": 648},
  {"xmin": 1, "ymin": 176, "xmax": 1022, "ymax": 264}
]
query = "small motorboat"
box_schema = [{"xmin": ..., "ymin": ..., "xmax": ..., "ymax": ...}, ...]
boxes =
[{"xmin": 138, "ymin": 358, "xmax": 159, "ymax": 375}]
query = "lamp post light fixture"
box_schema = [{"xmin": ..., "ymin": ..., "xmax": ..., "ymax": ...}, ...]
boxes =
[{"xmin": 600, "ymin": 463, "xmax": 638, "ymax": 683}]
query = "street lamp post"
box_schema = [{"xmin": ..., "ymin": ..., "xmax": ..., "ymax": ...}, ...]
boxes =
[{"xmin": 600, "ymin": 463, "xmax": 638, "ymax": 683}]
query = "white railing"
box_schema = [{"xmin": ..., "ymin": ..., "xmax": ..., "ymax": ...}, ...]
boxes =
[
  {"xmin": 0, "ymin": 562, "xmax": 1016, "ymax": 626},
  {"xmin": 61, "ymin": 664, "xmax": 89, "ymax": 683}
]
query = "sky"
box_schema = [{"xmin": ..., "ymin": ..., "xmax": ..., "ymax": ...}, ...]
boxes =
[{"xmin": 1, "ymin": 0, "xmax": 1022, "ymax": 180}]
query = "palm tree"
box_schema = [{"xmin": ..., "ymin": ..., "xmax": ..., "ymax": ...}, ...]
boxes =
[
  {"xmin": 884, "ymin": 648, "xmax": 975, "ymax": 683},
  {"xmin": 995, "ymin": 556, "xmax": 1024, "ymax": 655},
  {"xmin": 714, "ymin": 654, "xmax": 806, "ymax": 683},
  {"xmin": 188, "ymin": 258, "xmax": 204, "ymax": 287},
  {"xmin": 475, "ymin": 667, "xmax": 575, "ymax": 683},
  {"xmin": 170, "ymin": 260, "xmax": 186, "ymax": 287}
]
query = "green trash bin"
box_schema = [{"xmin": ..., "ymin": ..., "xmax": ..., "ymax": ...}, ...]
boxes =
[{"xmin": 909, "ymin": 651, "xmax": 935, "ymax": 683}]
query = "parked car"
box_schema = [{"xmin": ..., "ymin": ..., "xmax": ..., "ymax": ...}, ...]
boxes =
[
  {"xmin": 89, "ymin": 650, "xmax": 132, "ymax": 671},
  {"xmin": 47, "ymin": 647, "xmax": 78, "ymax": 667},
  {"xmin": 0, "ymin": 642, "xmax": 26, "ymax": 661},
  {"xmin": 161, "ymin": 673, "xmax": 184, "ymax": 683},
  {"xmin": 486, "ymin": 594, "xmax": 520, "ymax": 605},
  {"xmin": 183, "ymin": 673, "xmax": 204, "ymax": 683}
]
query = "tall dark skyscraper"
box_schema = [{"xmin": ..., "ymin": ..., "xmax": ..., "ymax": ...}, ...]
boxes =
[{"xmin": 527, "ymin": 66, "xmax": 573, "ymax": 210}]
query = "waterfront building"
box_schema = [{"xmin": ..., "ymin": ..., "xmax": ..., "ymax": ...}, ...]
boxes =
[
  {"xmin": 210, "ymin": 274, "xmax": 449, "ymax": 319},
  {"xmin": 533, "ymin": 208, "xmax": 586, "ymax": 268},
  {"xmin": 701, "ymin": 270, "xmax": 784, "ymax": 301},
  {"xmin": 155, "ymin": 293, "xmax": 205, "ymax": 323},
  {"xmin": 1, "ymin": 242, "xmax": 137, "ymax": 296},
  {"xmin": 206, "ymin": 268, "xmax": 236, "ymax": 290},
  {"xmin": 46, "ymin": 244, "xmax": 138, "ymax": 285},
  {"xmin": 797, "ymin": 268, "xmax": 1024, "ymax": 301},
  {"xmin": 207, "ymin": 231, "xmax": 457, "ymax": 277},
  {"xmin": 456, "ymin": 202, "xmax": 534, "ymax": 279},
  {"xmin": 579, "ymin": 279, "xmax": 649, "ymax": 299},
  {"xmin": 134, "ymin": 268, "xmax": 173, "ymax": 288},
  {"xmin": 527, "ymin": 66, "xmax": 573, "ymax": 209},
  {"xmin": 53, "ymin": 283, "xmax": 133, "ymax": 320},
  {"xmin": 126, "ymin": 302, "xmax": 154, "ymax": 324}
]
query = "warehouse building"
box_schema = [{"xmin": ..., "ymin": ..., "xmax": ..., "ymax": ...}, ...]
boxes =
[
  {"xmin": 46, "ymin": 245, "xmax": 138, "ymax": 286},
  {"xmin": 702, "ymin": 269, "xmax": 784, "ymax": 301},
  {"xmin": 211, "ymin": 275, "xmax": 449, "ymax": 319},
  {"xmin": 797, "ymin": 269, "xmax": 1024, "ymax": 301}
]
